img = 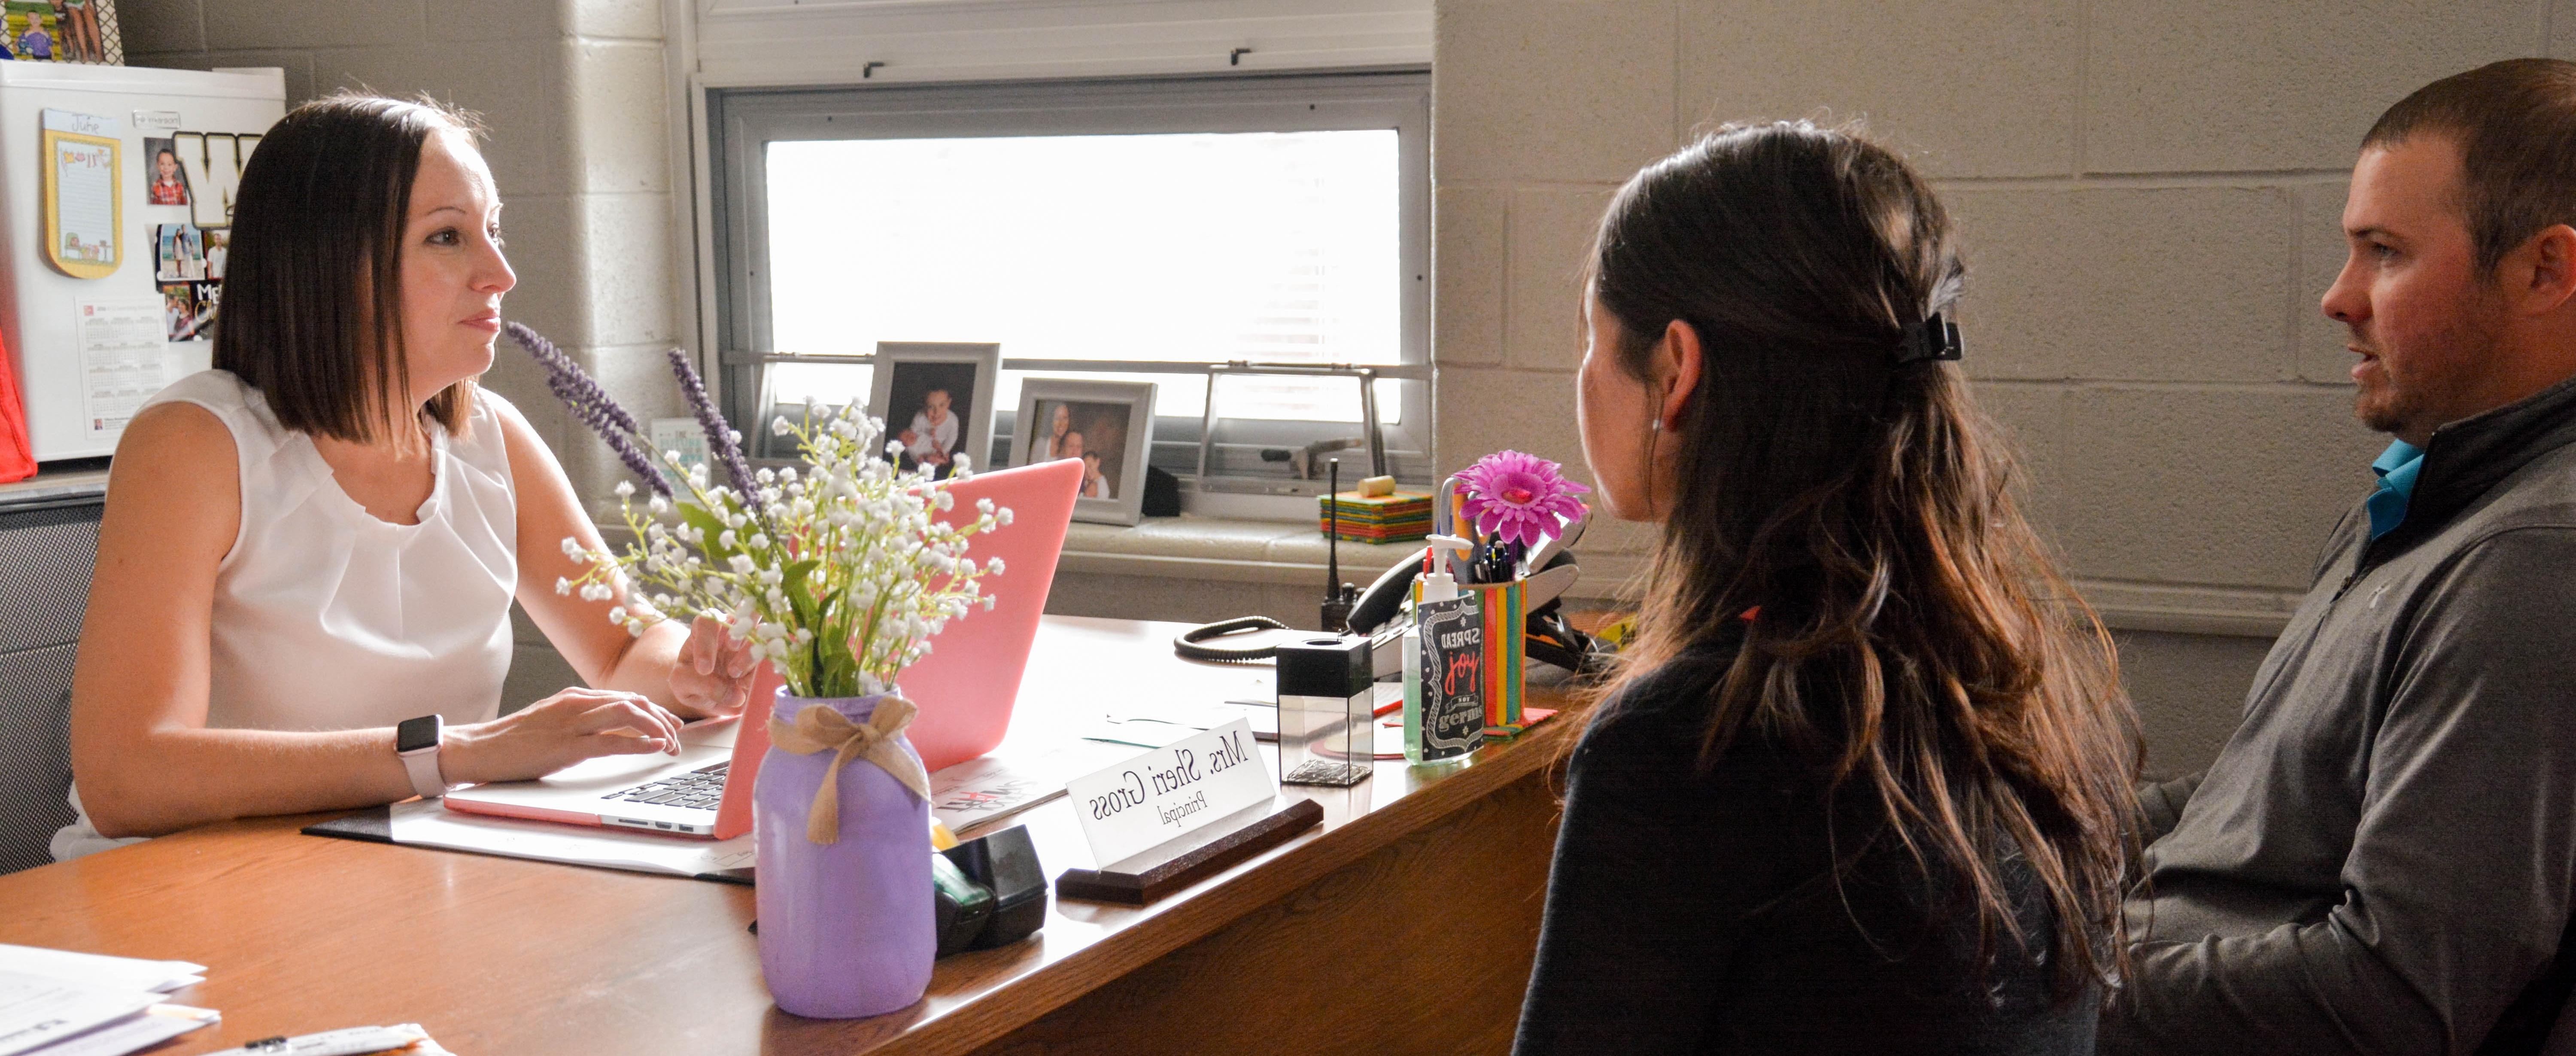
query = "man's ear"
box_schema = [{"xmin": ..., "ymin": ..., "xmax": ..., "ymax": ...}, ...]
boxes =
[
  {"xmin": 2505, "ymin": 224, "xmax": 2576, "ymax": 317},
  {"xmin": 1658, "ymin": 318, "xmax": 1704, "ymax": 431}
]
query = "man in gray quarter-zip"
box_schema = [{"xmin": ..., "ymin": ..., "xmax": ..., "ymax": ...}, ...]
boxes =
[{"xmin": 2101, "ymin": 59, "xmax": 2576, "ymax": 1056}]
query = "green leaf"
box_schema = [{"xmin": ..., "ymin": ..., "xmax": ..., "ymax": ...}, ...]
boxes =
[
  {"xmin": 782, "ymin": 558, "xmax": 822, "ymax": 626},
  {"xmin": 677, "ymin": 502, "xmax": 735, "ymax": 562}
]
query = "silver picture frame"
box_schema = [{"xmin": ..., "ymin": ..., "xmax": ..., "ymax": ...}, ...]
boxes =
[
  {"xmin": 867, "ymin": 341, "xmax": 1000, "ymax": 480},
  {"xmin": 1013, "ymin": 378, "xmax": 1155, "ymax": 526}
]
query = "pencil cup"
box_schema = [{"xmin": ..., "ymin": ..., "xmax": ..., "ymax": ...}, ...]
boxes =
[
  {"xmin": 1464, "ymin": 579, "xmax": 1525, "ymax": 734},
  {"xmin": 754, "ymin": 689, "xmax": 936, "ymax": 1019}
]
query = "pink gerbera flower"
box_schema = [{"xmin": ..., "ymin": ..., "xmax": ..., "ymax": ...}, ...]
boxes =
[{"xmin": 1457, "ymin": 449, "xmax": 1589, "ymax": 548}]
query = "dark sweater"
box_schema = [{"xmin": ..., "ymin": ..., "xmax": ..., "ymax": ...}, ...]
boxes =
[
  {"xmin": 1513, "ymin": 636, "xmax": 2096, "ymax": 1055},
  {"xmin": 2103, "ymin": 374, "xmax": 2576, "ymax": 1055}
]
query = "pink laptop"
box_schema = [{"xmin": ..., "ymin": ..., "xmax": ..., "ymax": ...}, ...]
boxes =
[{"xmin": 443, "ymin": 457, "xmax": 1084, "ymax": 839}]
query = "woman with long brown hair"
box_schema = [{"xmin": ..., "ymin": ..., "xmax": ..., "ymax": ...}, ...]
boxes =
[{"xmin": 1513, "ymin": 121, "xmax": 2141, "ymax": 1052}]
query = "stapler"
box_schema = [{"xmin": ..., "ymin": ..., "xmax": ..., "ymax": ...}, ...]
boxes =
[{"xmin": 931, "ymin": 825, "xmax": 1047, "ymax": 956}]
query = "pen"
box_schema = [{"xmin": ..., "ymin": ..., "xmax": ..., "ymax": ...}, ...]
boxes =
[{"xmin": 241, "ymin": 1024, "xmax": 428, "ymax": 1056}]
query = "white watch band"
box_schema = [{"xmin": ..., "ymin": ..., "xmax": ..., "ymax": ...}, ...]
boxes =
[{"xmin": 400, "ymin": 743, "xmax": 449, "ymax": 799}]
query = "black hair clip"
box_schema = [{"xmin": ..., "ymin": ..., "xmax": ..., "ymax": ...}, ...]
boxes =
[{"xmin": 1896, "ymin": 312, "xmax": 1963, "ymax": 365}]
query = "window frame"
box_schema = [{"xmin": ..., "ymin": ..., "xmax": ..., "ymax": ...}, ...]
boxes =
[{"xmin": 705, "ymin": 70, "xmax": 1435, "ymax": 492}]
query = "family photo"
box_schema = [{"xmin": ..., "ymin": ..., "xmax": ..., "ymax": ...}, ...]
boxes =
[
  {"xmin": 154, "ymin": 222, "xmax": 205, "ymax": 282},
  {"xmin": 1026, "ymin": 398, "xmax": 1131, "ymax": 501},
  {"xmin": 1014, "ymin": 379, "xmax": 1152, "ymax": 525}
]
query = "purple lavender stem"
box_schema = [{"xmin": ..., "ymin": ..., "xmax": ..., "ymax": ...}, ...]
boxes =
[
  {"xmin": 506, "ymin": 322, "xmax": 672, "ymax": 498},
  {"xmin": 508, "ymin": 323, "xmax": 641, "ymax": 435},
  {"xmin": 665, "ymin": 346, "xmax": 756, "ymax": 493}
]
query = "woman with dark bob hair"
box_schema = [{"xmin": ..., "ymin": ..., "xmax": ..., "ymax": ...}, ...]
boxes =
[
  {"xmin": 54, "ymin": 94, "xmax": 758, "ymax": 857},
  {"xmin": 1513, "ymin": 121, "xmax": 2142, "ymax": 1053}
]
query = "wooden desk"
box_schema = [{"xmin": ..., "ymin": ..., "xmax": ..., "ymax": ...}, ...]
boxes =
[{"xmin": 0, "ymin": 616, "xmax": 1583, "ymax": 1055}]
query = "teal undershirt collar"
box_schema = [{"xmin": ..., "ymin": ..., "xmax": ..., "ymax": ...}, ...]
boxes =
[{"xmin": 2367, "ymin": 439, "xmax": 2425, "ymax": 540}]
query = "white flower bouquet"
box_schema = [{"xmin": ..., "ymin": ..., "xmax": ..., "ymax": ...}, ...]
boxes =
[{"xmin": 514, "ymin": 324, "xmax": 1010, "ymax": 699}]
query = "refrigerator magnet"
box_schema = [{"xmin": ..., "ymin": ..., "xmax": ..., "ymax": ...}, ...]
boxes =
[{"xmin": 41, "ymin": 109, "xmax": 120, "ymax": 279}]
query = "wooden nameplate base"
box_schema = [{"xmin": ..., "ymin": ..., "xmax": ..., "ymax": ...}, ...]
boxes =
[{"xmin": 1055, "ymin": 798, "xmax": 1325, "ymax": 906}]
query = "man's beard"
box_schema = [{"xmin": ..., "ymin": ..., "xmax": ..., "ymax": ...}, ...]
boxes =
[{"xmin": 2351, "ymin": 301, "xmax": 2507, "ymax": 437}]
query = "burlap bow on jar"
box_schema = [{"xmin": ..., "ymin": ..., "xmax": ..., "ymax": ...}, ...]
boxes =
[{"xmin": 767, "ymin": 697, "xmax": 933, "ymax": 844}]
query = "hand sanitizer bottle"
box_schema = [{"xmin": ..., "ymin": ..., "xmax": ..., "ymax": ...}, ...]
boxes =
[{"xmin": 1403, "ymin": 561, "xmax": 1477, "ymax": 766}]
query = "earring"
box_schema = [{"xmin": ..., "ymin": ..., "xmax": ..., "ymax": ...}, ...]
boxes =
[{"xmin": 1650, "ymin": 419, "xmax": 1662, "ymax": 432}]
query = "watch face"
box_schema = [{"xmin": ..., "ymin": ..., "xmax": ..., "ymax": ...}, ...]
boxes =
[{"xmin": 396, "ymin": 715, "xmax": 441, "ymax": 754}]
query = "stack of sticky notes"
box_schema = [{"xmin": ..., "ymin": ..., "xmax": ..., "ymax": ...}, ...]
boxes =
[{"xmin": 1319, "ymin": 477, "xmax": 1432, "ymax": 543}]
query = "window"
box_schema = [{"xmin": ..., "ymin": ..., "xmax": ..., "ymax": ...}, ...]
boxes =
[{"xmin": 708, "ymin": 72, "xmax": 1432, "ymax": 499}]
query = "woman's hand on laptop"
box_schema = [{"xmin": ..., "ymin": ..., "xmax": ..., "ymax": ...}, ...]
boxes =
[
  {"xmin": 439, "ymin": 688, "xmax": 686, "ymax": 785},
  {"xmin": 668, "ymin": 614, "xmax": 760, "ymax": 720}
]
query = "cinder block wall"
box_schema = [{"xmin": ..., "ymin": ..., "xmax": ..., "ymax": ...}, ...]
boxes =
[
  {"xmin": 1428, "ymin": 0, "xmax": 2557, "ymax": 774},
  {"xmin": 119, "ymin": 0, "xmax": 680, "ymax": 706}
]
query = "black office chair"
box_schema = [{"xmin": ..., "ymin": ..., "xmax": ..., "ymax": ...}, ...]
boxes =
[{"xmin": 0, "ymin": 490, "xmax": 102, "ymax": 874}]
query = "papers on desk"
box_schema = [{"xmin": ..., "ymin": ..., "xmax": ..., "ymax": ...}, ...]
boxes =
[
  {"xmin": 12, "ymin": 1004, "xmax": 219, "ymax": 1056},
  {"xmin": 309, "ymin": 741, "xmax": 1142, "ymax": 876},
  {"xmin": 1095, "ymin": 687, "xmax": 1412, "ymax": 760},
  {"xmin": 0, "ymin": 947, "xmax": 199, "ymax": 996},
  {"xmin": 1088, "ymin": 701, "xmax": 1276, "ymax": 746},
  {"xmin": 0, "ymin": 953, "xmax": 218, "ymax": 1056},
  {"xmin": 384, "ymin": 797, "xmax": 755, "ymax": 880},
  {"xmin": 0, "ymin": 973, "xmax": 158, "ymax": 1056},
  {"xmin": 1092, "ymin": 685, "xmax": 1405, "ymax": 746},
  {"xmin": 930, "ymin": 739, "xmax": 1134, "ymax": 836}
]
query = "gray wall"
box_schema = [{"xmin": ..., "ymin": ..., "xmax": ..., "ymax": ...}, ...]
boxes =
[{"xmin": 1426, "ymin": 0, "xmax": 2555, "ymax": 775}]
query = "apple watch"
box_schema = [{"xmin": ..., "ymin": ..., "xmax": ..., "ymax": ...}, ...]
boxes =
[{"xmin": 395, "ymin": 715, "xmax": 450, "ymax": 799}]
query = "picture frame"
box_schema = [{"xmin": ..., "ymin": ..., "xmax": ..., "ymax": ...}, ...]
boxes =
[
  {"xmin": 1014, "ymin": 378, "xmax": 1155, "ymax": 526},
  {"xmin": 868, "ymin": 341, "xmax": 999, "ymax": 481},
  {"xmin": 750, "ymin": 359, "xmax": 844, "ymax": 464},
  {"xmin": 749, "ymin": 355, "xmax": 871, "ymax": 464}
]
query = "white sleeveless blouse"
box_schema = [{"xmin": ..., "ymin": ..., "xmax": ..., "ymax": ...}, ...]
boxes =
[{"xmin": 52, "ymin": 369, "xmax": 520, "ymax": 860}]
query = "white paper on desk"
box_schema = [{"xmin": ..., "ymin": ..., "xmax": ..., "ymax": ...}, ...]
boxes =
[
  {"xmin": 930, "ymin": 740, "xmax": 1131, "ymax": 836},
  {"xmin": 1120, "ymin": 701, "xmax": 1274, "ymax": 733},
  {"xmin": 1110, "ymin": 685, "xmax": 1398, "ymax": 741},
  {"xmin": 0, "ymin": 946, "xmax": 202, "ymax": 994},
  {"xmin": 0, "ymin": 972, "xmax": 159, "ymax": 1056},
  {"xmin": 1079, "ymin": 717, "xmax": 1202, "ymax": 749},
  {"xmin": 387, "ymin": 798, "xmax": 754, "ymax": 878},
  {"xmin": 19, "ymin": 1004, "xmax": 216, "ymax": 1056}
]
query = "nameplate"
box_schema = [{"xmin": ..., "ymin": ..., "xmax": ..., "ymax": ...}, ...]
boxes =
[{"xmin": 1066, "ymin": 719, "xmax": 1273, "ymax": 867}]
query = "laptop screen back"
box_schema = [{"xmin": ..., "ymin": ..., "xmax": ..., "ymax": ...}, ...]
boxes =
[
  {"xmin": 711, "ymin": 457, "xmax": 1081, "ymax": 838},
  {"xmin": 879, "ymin": 457, "xmax": 1082, "ymax": 772}
]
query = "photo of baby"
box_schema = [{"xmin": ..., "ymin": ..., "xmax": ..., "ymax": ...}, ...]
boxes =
[{"xmin": 884, "ymin": 359, "xmax": 979, "ymax": 480}]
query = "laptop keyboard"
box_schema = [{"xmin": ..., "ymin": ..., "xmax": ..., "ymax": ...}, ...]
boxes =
[{"xmin": 601, "ymin": 762, "xmax": 728, "ymax": 813}]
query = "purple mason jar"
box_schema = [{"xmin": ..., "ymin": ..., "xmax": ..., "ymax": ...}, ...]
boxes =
[{"xmin": 753, "ymin": 690, "xmax": 935, "ymax": 1018}]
